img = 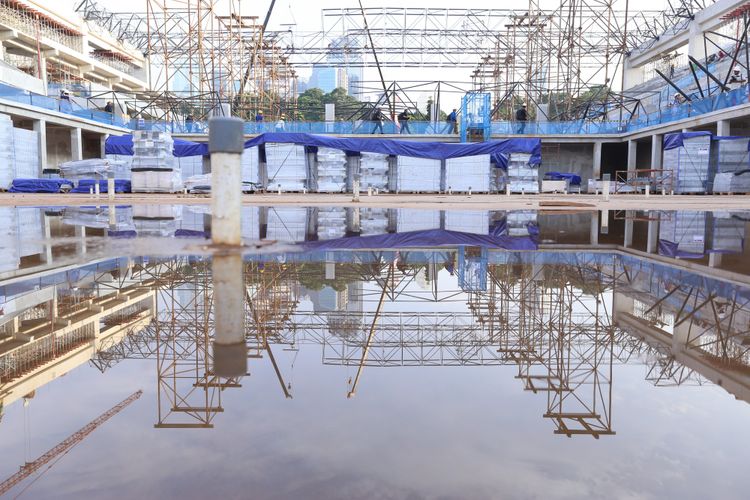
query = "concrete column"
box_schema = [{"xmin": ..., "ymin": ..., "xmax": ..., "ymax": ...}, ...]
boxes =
[
  {"xmin": 590, "ymin": 211, "xmax": 599, "ymax": 245},
  {"xmin": 33, "ymin": 119, "xmax": 47, "ymax": 173},
  {"xmin": 42, "ymin": 213, "xmax": 53, "ymax": 263},
  {"xmin": 71, "ymin": 127, "xmax": 83, "ymax": 161},
  {"xmin": 592, "ymin": 141, "xmax": 602, "ymax": 179},
  {"xmin": 647, "ymin": 215, "xmax": 659, "ymax": 253},
  {"xmin": 100, "ymin": 134, "xmax": 108, "ymax": 159},
  {"xmin": 708, "ymin": 252, "xmax": 722, "ymax": 267},
  {"xmin": 717, "ymin": 120, "xmax": 731, "ymax": 136},
  {"xmin": 627, "ymin": 140, "xmax": 637, "ymax": 172},
  {"xmin": 651, "ymin": 134, "xmax": 663, "ymax": 170},
  {"xmin": 623, "ymin": 210, "xmax": 634, "ymax": 248}
]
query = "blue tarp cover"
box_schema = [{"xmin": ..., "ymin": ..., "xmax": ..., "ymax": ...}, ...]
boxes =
[
  {"xmin": 544, "ymin": 171, "xmax": 582, "ymax": 185},
  {"xmin": 245, "ymin": 133, "xmax": 542, "ymax": 166},
  {"xmin": 663, "ymin": 131, "xmax": 712, "ymax": 151},
  {"xmin": 300, "ymin": 229, "xmax": 538, "ymax": 251},
  {"xmin": 105, "ymin": 135, "xmax": 208, "ymax": 157},
  {"xmin": 9, "ymin": 179, "xmax": 73, "ymax": 193},
  {"xmin": 658, "ymin": 240, "xmax": 704, "ymax": 259},
  {"xmin": 70, "ymin": 179, "xmax": 131, "ymax": 193}
]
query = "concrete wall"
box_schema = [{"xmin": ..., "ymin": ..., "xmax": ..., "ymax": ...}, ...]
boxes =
[
  {"xmin": 636, "ymin": 139, "xmax": 651, "ymax": 170},
  {"xmin": 45, "ymin": 126, "xmax": 73, "ymax": 168},
  {"xmin": 539, "ymin": 142, "xmax": 595, "ymax": 183},
  {"xmin": 601, "ymin": 142, "xmax": 628, "ymax": 177},
  {"xmin": 82, "ymin": 131, "xmax": 102, "ymax": 159},
  {"xmin": 0, "ymin": 63, "xmax": 45, "ymax": 94}
]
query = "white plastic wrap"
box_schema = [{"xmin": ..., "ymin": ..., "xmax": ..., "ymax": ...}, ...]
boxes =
[
  {"xmin": 445, "ymin": 155, "xmax": 491, "ymax": 192},
  {"xmin": 397, "ymin": 209, "xmax": 441, "ymax": 232},
  {"xmin": 445, "ymin": 211, "xmax": 488, "ymax": 235},
  {"xmin": 317, "ymin": 207, "xmax": 348, "ymax": 240},
  {"xmin": 359, "ymin": 152, "xmax": 389, "ymax": 192},
  {"xmin": 59, "ymin": 158, "xmax": 130, "ymax": 180},
  {"xmin": 317, "ymin": 147, "xmax": 347, "ymax": 193},
  {"xmin": 266, "ymin": 143, "xmax": 307, "ymax": 191},
  {"xmin": 397, "ymin": 156, "xmax": 441, "ymax": 192},
  {"xmin": 266, "ymin": 207, "xmax": 307, "ymax": 242}
]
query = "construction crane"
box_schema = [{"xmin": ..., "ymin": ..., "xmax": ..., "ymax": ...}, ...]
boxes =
[{"xmin": 0, "ymin": 390, "xmax": 143, "ymax": 496}]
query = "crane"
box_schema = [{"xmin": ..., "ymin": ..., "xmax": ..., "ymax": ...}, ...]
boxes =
[{"xmin": 0, "ymin": 390, "xmax": 143, "ymax": 496}]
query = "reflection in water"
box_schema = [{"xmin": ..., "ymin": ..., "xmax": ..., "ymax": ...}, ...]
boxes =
[{"xmin": 1, "ymin": 206, "xmax": 750, "ymax": 496}]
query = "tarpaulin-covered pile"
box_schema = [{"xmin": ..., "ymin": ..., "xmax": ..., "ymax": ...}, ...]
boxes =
[
  {"xmin": 9, "ymin": 178, "xmax": 73, "ymax": 193},
  {"xmin": 105, "ymin": 134, "xmax": 208, "ymax": 157},
  {"xmin": 544, "ymin": 171, "xmax": 582, "ymax": 186},
  {"xmin": 70, "ymin": 179, "xmax": 132, "ymax": 193}
]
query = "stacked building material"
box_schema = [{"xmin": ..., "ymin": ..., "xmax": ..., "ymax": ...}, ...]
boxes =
[
  {"xmin": 317, "ymin": 207, "xmax": 348, "ymax": 240},
  {"xmin": 359, "ymin": 153, "xmax": 389, "ymax": 192},
  {"xmin": 242, "ymin": 146, "xmax": 260, "ymax": 190},
  {"xmin": 659, "ymin": 211, "xmax": 707, "ymax": 254},
  {"xmin": 265, "ymin": 143, "xmax": 307, "ymax": 191},
  {"xmin": 62, "ymin": 206, "xmax": 134, "ymax": 230},
  {"xmin": 359, "ymin": 208, "xmax": 390, "ymax": 235},
  {"xmin": 506, "ymin": 153, "xmax": 539, "ymax": 193},
  {"xmin": 445, "ymin": 155, "xmax": 491, "ymax": 192},
  {"xmin": 59, "ymin": 159, "xmax": 130, "ymax": 180},
  {"xmin": 241, "ymin": 206, "xmax": 261, "ymax": 240},
  {"xmin": 506, "ymin": 211, "xmax": 538, "ymax": 237},
  {"xmin": 445, "ymin": 211, "xmax": 489, "ymax": 235},
  {"xmin": 177, "ymin": 156, "xmax": 204, "ymax": 180},
  {"xmin": 12, "ymin": 128, "xmax": 40, "ymax": 180},
  {"xmin": 316, "ymin": 147, "xmax": 348, "ymax": 193},
  {"xmin": 266, "ymin": 207, "xmax": 307, "ymax": 242},
  {"xmin": 396, "ymin": 156, "xmax": 441, "ymax": 192},
  {"xmin": 711, "ymin": 137, "xmax": 750, "ymax": 193},
  {"xmin": 662, "ymin": 134, "xmax": 712, "ymax": 193},
  {"xmin": 0, "ymin": 207, "xmax": 19, "ymax": 272},
  {"xmin": 710, "ymin": 213, "xmax": 745, "ymax": 253},
  {"xmin": 132, "ymin": 204, "xmax": 181, "ymax": 237},
  {"xmin": 0, "ymin": 115, "xmax": 15, "ymax": 188},
  {"xmin": 131, "ymin": 131, "xmax": 182, "ymax": 193},
  {"xmin": 397, "ymin": 209, "xmax": 441, "ymax": 232},
  {"xmin": 17, "ymin": 207, "xmax": 43, "ymax": 257}
]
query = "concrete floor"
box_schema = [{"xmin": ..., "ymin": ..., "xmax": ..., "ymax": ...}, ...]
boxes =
[{"xmin": 1, "ymin": 192, "xmax": 749, "ymax": 210}]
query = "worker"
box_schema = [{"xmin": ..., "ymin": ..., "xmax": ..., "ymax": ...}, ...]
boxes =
[
  {"xmin": 275, "ymin": 114, "xmax": 286, "ymax": 132},
  {"xmin": 185, "ymin": 114, "xmax": 194, "ymax": 133},
  {"xmin": 515, "ymin": 103, "xmax": 528, "ymax": 134},
  {"xmin": 672, "ymin": 93, "xmax": 684, "ymax": 106},
  {"xmin": 370, "ymin": 107, "xmax": 385, "ymax": 134},
  {"xmin": 59, "ymin": 89, "xmax": 72, "ymax": 113},
  {"xmin": 104, "ymin": 101, "xmax": 114, "ymax": 113},
  {"xmin": 445, "ymin": 108, "xmax": 458, "ymax": 134},
  {"xmin": 398, "ymin": 109, "xmax": 411, "ymax": 134},
  {"xmin": 255, "ymin": 110, "xmax": 264, "ymax": 122},
  {"xmin": 728, "ymin": 67, "xmax": 746, "ymax": 89}
]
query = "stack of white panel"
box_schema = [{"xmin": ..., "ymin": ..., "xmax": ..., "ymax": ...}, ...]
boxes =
[
  {"xmin": 131, "ymin": 130, "xmax": 181, "ymax": 192},
  {"xmin": 266, "ymin": 143, "xmax": 307, "ymax": 191},
  {"xmin": 445, "ymin": 155, "xmax": 491, "ymax": 192},
  {"xmin": 317, "ymin": 207, "xmax": 347, "ymax": 240},
  {"xmin": 445, "ymin": 211, "xmax": 488, "ymax": 235},
  {"xmin": 659, "ymin": 211, "xmax": 707, "ymax": 254},
  {"xmin": 711, "ymin": 214, "xmax": 744, "ymax": 253},
  {"xmin": 0, "ymin": 115, "xmax": 14, "ymax": 188},
  {"xmin": 59, "ymin": 159, "xmax": 130, "ymax": 180},
  {"xmin": 506, "ymin": 211, "xmax": 538, "ymax": 236},
  {"xmin": 359, "ymin": 152, "xmax": 389, "ymax": 192},
  {"xmin": 106, "ymin": 154, "xmax": 134, "ymax": 176},
  {"xmin": 663, "ymin": 135, "xmax": 711, "ymax": 193},
  {"xmin": 12, "ymin": 128, "xmax": 40, "ymax": 180},
  {"xmin": 242, "ymin": 147, "xmax": 259, "ymax": 188},
  {"xmin": 316, "ymin": 147, "xmax": 347, "ymax": 193},
  {"xmin": 506, "ymin": 153, "xmax": 539, "ymax": 193},
  {"xmin": 396, "ymin": 209, "xmax": 441, "ymax": 232},
  {"xmin": 62, "ymin": 206, "xmax": 134, "ymax": 230},
  {"xmin": 397, "ymin": 156, "xmax": 441, "ymax": 192},
  {"xmin": 17, "ymin": 207, "xmax": 43, "ymax": 257},
  {"xmin": 360, "ymin": 208, "xmax": 390, "ymax": 235},
  {"xmin": 712, "ymin": 138, "xmax": 750, "ymax": 193},
  {"xmin": 133, "ymin": 204, "xmax": 181, "ymax": 237},
  {"xmin": 241, "ymin": 206, "xmax": 260, "ymax": 241},
  {"xmin": 0, "ymin": 207, "xmax": 19, "ymax": 272},
  {"xmin": 266, "ymin": 207, "xmax": 307, "ymax": 242},
  {"xmin": 178, "ymin": 206, "xmax": 206, "ymax": 232},
  {"xmin": 177, "ymin": 156, "xmax": 204, "ymax": 180}
]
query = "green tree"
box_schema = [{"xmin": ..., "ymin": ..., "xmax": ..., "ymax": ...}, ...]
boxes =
[{"xmin": 297, "ymin": 88, "xmax": 325, "ymax": 120}]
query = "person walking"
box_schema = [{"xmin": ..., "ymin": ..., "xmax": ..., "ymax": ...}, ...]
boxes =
[
  {"xmin": 398, "ymin": 109, "xmax": 411, "ymax": 134},
  {"xmin": 255, "ymin": 110, "xmax": 264, "ymax": 133},
  {"xmin": 515, "ymin": 103, "xmax": 528, "ymax": 134},
  {"xmin": 370, "ymin": 107, "xmax": 385, "ymax": 134},
  {"xmin": 445, "ymin": 108, "xmax": 458, "ymax": 134},
  {"xmin": 275, "ymin": 114, "xmax": 286, "ymax": 132},
  {"xmin": 185, "ymin": 114, "xmax": 194, "ymax": 133}
]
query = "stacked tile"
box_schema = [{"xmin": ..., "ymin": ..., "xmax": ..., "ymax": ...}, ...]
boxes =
[
  {"xmin": 445, "ymin": 211, "xmax": 489, "ymax": 235},
  {"xmin": 132, "ymin": 205, "xmax": 181, "ymax": 237},
  {"xmin": 177, "ymin": 156, "xmax": 204, "ymax": 180},
  {"xmin": 316, "ymin": 147, "xmax": 347, "ymax": 193},
  {"xmin": 710, "ymin": 213, "xmax": 745, "ymax": 253},
  {"xmin": 359, "ymin": 208, "xmax": 390, "ymax": 235},
  {"xmin": 265, "ymin": 143, "xmax": 307, "ymax": 191},
  {"xmin": 242, "ymin": 147, "xmax": 260, "ymax": 189},
  {"xmin": 59, "ymin": 159, "xmax": 130, "ymax": 181},
  {"xmin": 712, "ymin": 137, "xmax": 750, "ymax": 193},
  {"xmin": 359, "ymin": 152, "xmax": 389, "ymax": 192},
  {"xmin": 62, "ymin": 206, "xmax": 134, "ymax": 230},
  {"xmin": 266, "ymin": 207, "xmax": 308, "ymax": 242},
  {"xmin": 396, "ymin": 156, "xmax": 441, "ymax": 192},
  {"xmin": 397, "ymin": 209, "xmax": 441, "ymax": 232},
  {"xmin": 0, "ymin": 207, "xmax": 19, "ymax": 272},
  {"xmin": 445, "ymin": 155, "xmax": 491, "ymax": 192},
  {"xmin": 658, "ymin": 211, "xmax": 707, "ymax": 254},
  {"xmin": 506, "ymin": 210, "xmax": 538, "ymax": 237},
  {"xmin": 663, "ymin": 135, "xmax": 712, "ymax": 193},
  {"xmin": 506, "ymin": 153, "xmax": 539, "ymax": 193},
  {"xmin": 0, "ymin": 115, "xmax": 14, "ymax": 188},
  {"xmin": 131, "ymin": 130, "xmax": 182, "ymax": 193},
  {"xmin": 317, "ymin": 207, "xmax": 348, "ymax": 240},
  {"xmin": 12, "ymin": 128, "xmax": 40, "ymax": 180},
  {"xmin": 241, "ymin": 206, "xmax": 261, "ymax": 241}
]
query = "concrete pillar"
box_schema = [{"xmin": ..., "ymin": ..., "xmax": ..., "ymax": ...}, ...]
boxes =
[
  {"xmin": 647, "ymin": 215, "xmax": 659, "ymax": 253},
  {"xmin": 590, "ymin": 211, "xmax": 599, "ymax": 245},
  {"xmin": 717, "ymin": 120, "xmax": 731, "ymax": 136},
  {"xmin": 627, "ymin": 140, "xmax": 637, "ymax": 172},
  {"xmin": 687, "ymin": 22, "xmax": 706, "ymax": 61},
  {"xmin": 33, "ymin": 119, "xmax": 47, "ymax": 173},
  {"xmin": 42, "ymin": 213, "xmax": 53, "ymax": 263},
  {"xmin": 592, "ymin": 141, "xmax": 602, "ymax": 179},
  {"xmin": 71, "ymin": 127, "xmax": 83, "ymax": 162},
  {"xmin": 651, "ymin": 134, "xmax": 663, "ymax": 170},
  {"xmin": 708, "ymin": 252, "xmax": 722, "ymax": 267},
  {"xmin": 100, "ymin": 134, "xmax": 108, "ymax": 159},
  {"xmin": 623, "ymin": 210, "xmax": 634, "ymax": 248}
]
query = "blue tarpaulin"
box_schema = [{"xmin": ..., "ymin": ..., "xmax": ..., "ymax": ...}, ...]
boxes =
[
  {"xmin": 658, "ymin": 240, "xmax": 705, "ymax": 259},
  {"xmin": 70, "ymin": 179, "xmax": 131, "ymax": 193},
  {"xmin": 300, "ymin": 229, "xmax": 539, "ymax": 251},
  {"xmin": 544, "ymin": 171, "xmax": 582, "ymax": 185},
  {"xmin": 663, "ymin": 131, "xmax": 712, "ymax": 151},
  {"xmin": 245, "ymin": 133, "xmax": 542, "ymax": 166},
  {"xmin": 105, "ymin": 135, "xmax": 208, "ymax": 157},
  {"xmin": 9, "ymin": 179, "xmax": 73, "ymax": 193}
]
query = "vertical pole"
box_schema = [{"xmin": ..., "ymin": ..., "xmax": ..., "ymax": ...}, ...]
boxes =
[
  {"xmin": 212, "ymin": 253, "xmax": 246, "ymax": 378},
  {"xmin": 209, "ymin": 117, "xmax": 244, "ymax": 246}
]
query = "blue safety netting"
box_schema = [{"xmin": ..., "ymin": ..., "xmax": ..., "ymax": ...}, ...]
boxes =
[
  {"xmin": 9, "ymin": 179, "xmax": 73, "ymax": 193},
  {"xmin": 663, "ymin": 131, "xmax": 713, "ymax": 150},
  {"xmin": 244, "ymin": 133, "xmax": 542, "ymax": 165},
  {"xmin": 70, "ymin": 179, "xmax": 131, "ymax": 193},
  {"xmin": 544, "ymin": 172, "xmax": 582, "ymax": 186},
  {"xmin": 105, "ymin": 134, "xmax": 208, "ymax": 157}
]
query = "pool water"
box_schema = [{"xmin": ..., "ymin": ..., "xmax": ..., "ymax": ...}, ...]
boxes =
[{"xmin": 0, "ymin": 206, "xmax": 749, "ymax": 499}]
